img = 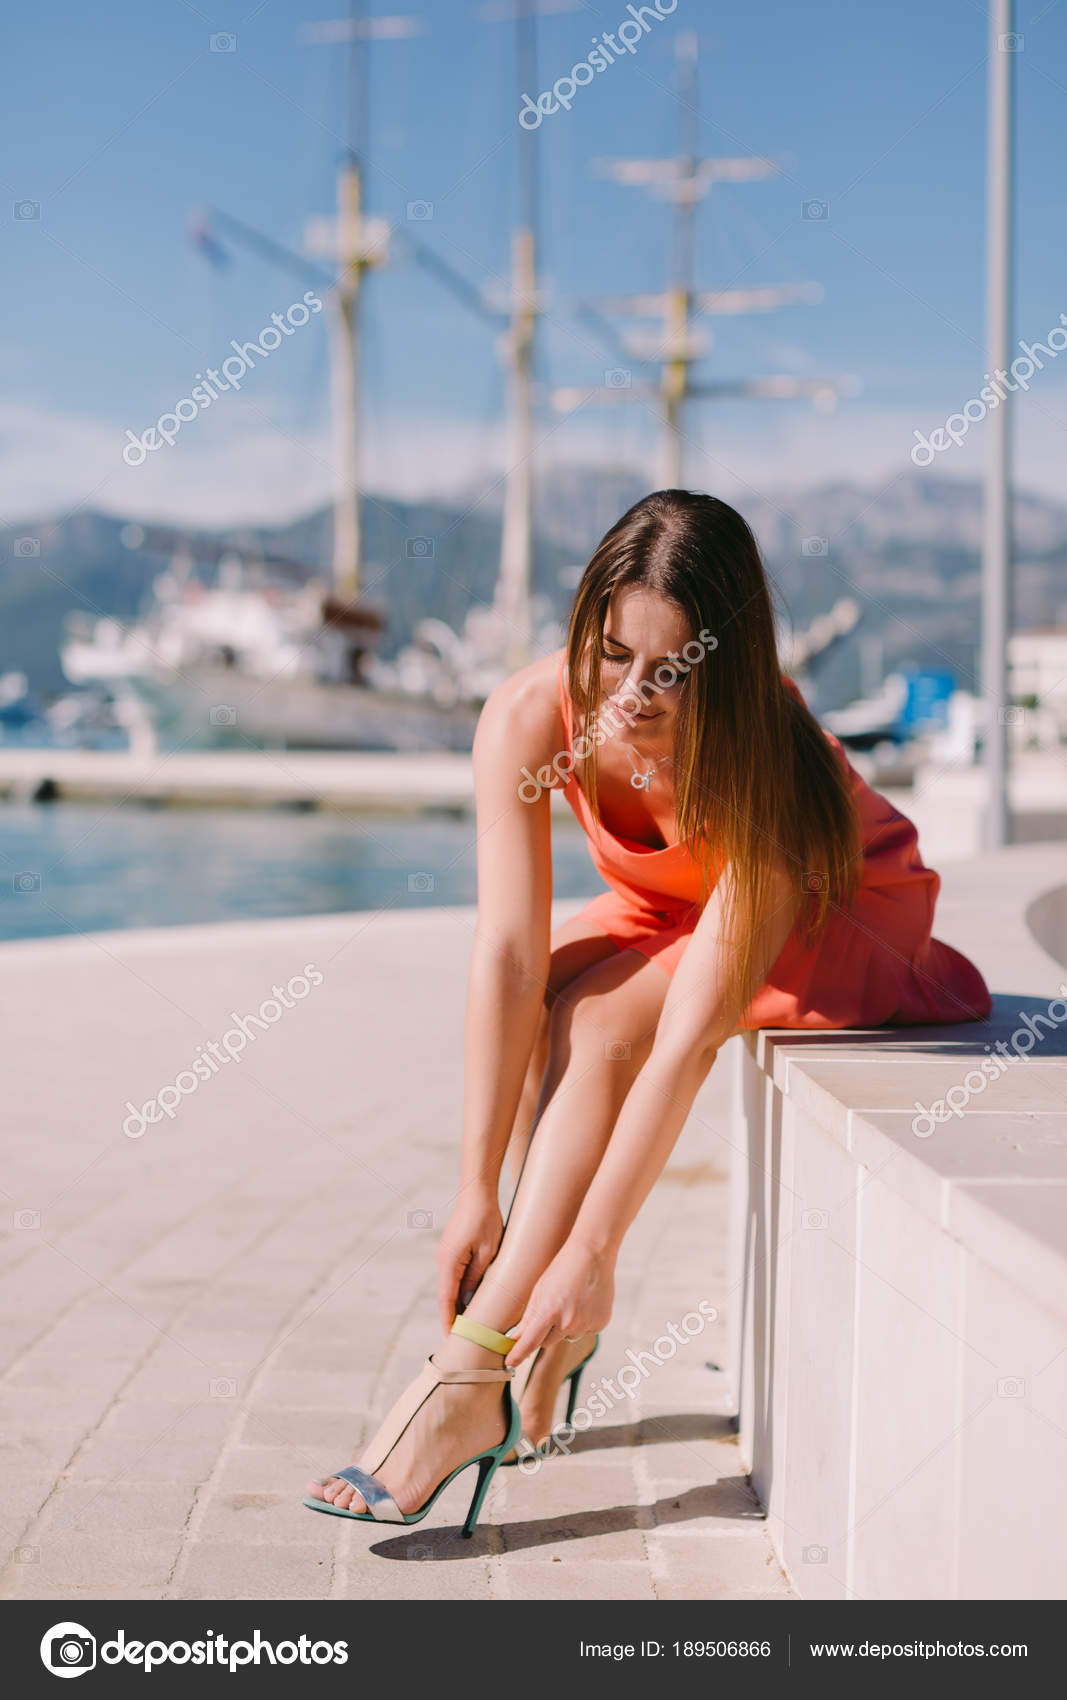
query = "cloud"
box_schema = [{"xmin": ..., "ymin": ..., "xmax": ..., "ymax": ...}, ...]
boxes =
[
  {"xmin": 3, "ymin": 385, "xmax": 1067, "ymax": 530},
  {"xmin": 0, "ymin": 398, "xmax": 333, "ymax": 530},
  {"xmin": 0, "ymin": 399, "xmax": 536, "ymax": 528}
]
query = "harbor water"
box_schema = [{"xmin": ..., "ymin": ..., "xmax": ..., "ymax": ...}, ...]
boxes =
[{"xmin": 0, "ymin": 803, "xmax": 603, "ymax": 943}]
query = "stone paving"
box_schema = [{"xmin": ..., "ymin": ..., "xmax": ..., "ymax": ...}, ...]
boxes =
[{"xmin": 0, "ymin": 902, "xmax": 793, "ymax": 1601}]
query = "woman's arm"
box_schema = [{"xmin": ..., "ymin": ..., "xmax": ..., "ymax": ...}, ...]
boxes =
[
  {"xmin": 435, "ymin": 663, "xmax": 559, "ymax": 1330},
  {"xmin": 506, "ymin": 860, "xmax": 800, "ymax": 1359}
]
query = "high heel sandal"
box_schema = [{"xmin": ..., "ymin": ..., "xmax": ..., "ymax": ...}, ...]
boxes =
[
  {"xmin": 302, "ymin": 1316, "xmax": 521, "ymax": 1537},
  {"xmin": 503, "ymin": 1334, "xmax": 600, "ymax": 1465}
]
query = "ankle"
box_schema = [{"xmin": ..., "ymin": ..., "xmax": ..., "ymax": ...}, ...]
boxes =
[{"xmin": 436, "ymin": 1333, "xmax": 508, "ymax": 1373}]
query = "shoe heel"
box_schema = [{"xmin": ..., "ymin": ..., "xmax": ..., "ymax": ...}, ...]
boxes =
[
  {"xmin": 564, "ymin": 1367, "xmax": 584, "ymax": 1426},
  {"xmin": 462, "ymin": 1453, "xmax": 498, "ymax": 1539},
  {"xmin": 564, "ymin": 1336, "xmax": 599, "ymax": 1426}
]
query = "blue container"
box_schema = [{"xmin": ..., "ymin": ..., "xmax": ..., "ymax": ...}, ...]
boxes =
[{"xmin": 896, "ymin": 667, "xmax": 956, "ymax": 733}]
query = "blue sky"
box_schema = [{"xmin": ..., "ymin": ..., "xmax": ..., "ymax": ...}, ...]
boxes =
[{"xmin": 5, "ymin": 0, "xmax": 1067, "ymax": 524}]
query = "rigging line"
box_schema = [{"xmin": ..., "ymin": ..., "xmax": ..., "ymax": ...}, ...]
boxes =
[
  {"xmin": 205, "ymin": 207, "xmax": 333, "ymax": 288},
  {"xmin": 399, "ymin": 232, "xmax": 504, "ymax": 325},
  {"xmin": 570, "ymin": 301, "xmax": 655, "ymax": 370}
]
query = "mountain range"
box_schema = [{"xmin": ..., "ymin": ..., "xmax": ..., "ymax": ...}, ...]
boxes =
[{"xmin": 3, "ymin": 471, "xmax": 1065, "ymax": 707}]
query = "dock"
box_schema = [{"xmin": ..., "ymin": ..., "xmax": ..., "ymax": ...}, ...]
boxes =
[
  {"xmin": 0, "ymin": 747, "xmax": 478, "ymax": 814},
  {"xmin": 1, "ymin": 746, "xmax": 1064, "ymax": 870}
]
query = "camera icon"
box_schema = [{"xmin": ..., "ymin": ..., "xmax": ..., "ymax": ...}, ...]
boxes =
[
  {"xmin": 604, "ymin": 1040, "xmax": 632, "ymax": 1061},
  {"xmin": 209, "ymin": 1376, "xmax": 238, "ymax": 1398},
  {"xmin": 13, "ymin": 871, "xmax": 41, "ymax": 893},
  {"xmin": 407, "ymin": 1543, "xmax": 434, "ymax": 1560},
  {"xmin": 802, "ymin": 536, "xmax": 828, "ymax": 556},
  {"xmin": 406, "ymin": 537, "xmax": 435, "ymax": 558},
  {"xmin": 15, "ymin": 537, "xmax": 40, "ymax": 557},
  {"xmin": 996, "ymin": 1376, "xmax": 1025, "ymax": 1398},
  {"xmin": 15, "ymin": 1545, "xmax": 40, "ymax": 1563},
  {"xmin": 15, "ymin": 1209, "xmax": 41, "ymax": 1230},
  {"xmin": 41, "ymin": 1623, "xmax": 96, "ymax": 1675},
  {"xmin": 802, "ymin": 1544, "xmax": 828, "ymax": 1564},
  {"xmin": 804, "ymin": 870, "xmax": 827, "ymax": 893},
  {"xmin": 14, "ymin": 200, "xmax": 40, "ymax": 220},
  {"xmin": 406, "ymin": 1209, "xmax": 435, "ymax": 1230},
  {"xmin": 998, "ymin": 705, "xmax": 1025, "ymax": 725},
  {"xmin": 605, "ymin": 367, "xmax": 632, "ymax": 389},
  {"xmin": 802, "ymin": 1208, "xmax": 829, "ymax": 1230},
  {"xmin": 210, "ymin": 32, "xmax": 237, "ymax": 52},
  {"xmin": 407, "ymin": 871, "xmax": 435, "ymax": 893},
  {"xmin": 209, "ymin": 704, "xmax": 237, "ymax": 726},
  {"xmin": 407, "ymin": 200, "xmax": 434, "ymax": 221},
  {"xmin": 802, "ymin": 199, "xmax": 829, "ymax": 221},
  {"xmin": 997, "ymin": 32, "xmax": 1023, "ymax": 51}
]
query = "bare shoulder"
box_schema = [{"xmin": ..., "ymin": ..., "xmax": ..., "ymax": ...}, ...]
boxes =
[{"xmin": 473, "ymin": 647, "xmax": 566, "ymax": 775}]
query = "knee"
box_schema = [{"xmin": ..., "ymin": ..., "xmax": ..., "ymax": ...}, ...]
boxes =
[{"xmin": 547, "ymin": 984, "xmax": 651, "ymax": 1077}]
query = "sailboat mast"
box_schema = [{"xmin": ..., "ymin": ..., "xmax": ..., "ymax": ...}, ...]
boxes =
[
  {"xmin": 494, "ymin": 2, "xmax": 538, "ymax": 672},
  {"xmin": 497, "ymin": 226, "xmax": 535, "ymax": 670},
  {"xmin": 331, "ymin": 155, "xmax": 364, "ymax": 598},
  {"xmin": 552, "ymin": 35, "xmax": 850, "ymax": 484},
  {"xmin": 302, "ymin": 11, "xmax": 417, "ymax": 605},
  {"xmin": 330, "ymin": 4, "xmax": 371, "ymax": 599},
  {"xmin": 662, "ymin": 33, "xmax": 699, "ymax": 488}
]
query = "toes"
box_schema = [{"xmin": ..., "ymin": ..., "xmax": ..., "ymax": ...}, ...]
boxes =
[
  {"xmin": 309, "ymin": 1474, "xmax": 367, "ymax": 1513},
  {"xmin": 331, "ymin": 1481, "xmax": 367, "ymax": 1513}
]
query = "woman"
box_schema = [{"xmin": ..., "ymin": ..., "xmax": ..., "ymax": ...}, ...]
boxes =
[{"xmin": 303, "ymin": 490, "xmax": 992, "ymax": 1533}]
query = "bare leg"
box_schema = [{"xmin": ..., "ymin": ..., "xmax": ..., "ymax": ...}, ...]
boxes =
[
  {"xmin": 309, "ymin": 947, "xmax": 669, "ymax": 1514},
  {"xmin": 503, "ymin": 918, "xmax": 622, "ymax": 1186},
  {"xmin": 471, "ymin": 948, "xmax": 667, "ymax": 1331},
  {"xmin": 502, "ymin": 1009, "xmax": 548, "ymax": 1188}
]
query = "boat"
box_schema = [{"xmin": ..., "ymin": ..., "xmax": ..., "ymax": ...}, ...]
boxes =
[
  {"xmin": 59, "ymin": 18, "xmax": 857, "ymax": 752},
  {"xmin": 0, "ymin": 672, "xmax": 38, "ymax": 734},
  {"xmin": 60, "ymin": 8, "xmax": 547, "ymax": 751},
  {"xmin": 822, "ymin": 666, "xmax": 957, "ymax": 751}
]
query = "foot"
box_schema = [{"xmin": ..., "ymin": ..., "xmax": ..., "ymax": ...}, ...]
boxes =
[
  {"xmin": 306, "ymin": 1360, "xmax": 509, "ymax": 1517},
  {"xmin": 508, "ymin": 1332, "xmax": 596, "ymax": 1459}
]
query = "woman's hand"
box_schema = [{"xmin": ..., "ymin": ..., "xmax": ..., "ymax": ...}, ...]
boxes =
[
  {"xmin": 505, "ymin": 1238, "xmax": 615, "ymax": 1367},
  {"xmin": 435, "ymin": 1186, "xmax": 504, "ymax": 1333}
]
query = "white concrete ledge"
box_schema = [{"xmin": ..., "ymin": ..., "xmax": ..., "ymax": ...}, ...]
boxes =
[
  {"xmin": 727, "ymin": 844, "xmax": 1067, "ymax": 1600},
  {"xmin": 0, "ymin": 747, "xmax": 477, "ymax": 811}
]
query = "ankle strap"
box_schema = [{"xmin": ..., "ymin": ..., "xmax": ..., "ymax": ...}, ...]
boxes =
[
  {"xmin": 450, "ymin": 1315, "xmax": 516, "ymax": 1356},
  {"xmin": 430, "ymin": 1355, "xmax": 514, "ymax": 1383}
]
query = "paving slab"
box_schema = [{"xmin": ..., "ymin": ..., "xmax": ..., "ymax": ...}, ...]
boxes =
[{"xmin": 0, "ymin": 904, "xmax": 792, "ymax": 1601}]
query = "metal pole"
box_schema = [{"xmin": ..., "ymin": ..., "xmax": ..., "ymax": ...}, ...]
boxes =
[{"xmin": 982, "ymin": 0, "xmax": 1014, "ymax": 847}]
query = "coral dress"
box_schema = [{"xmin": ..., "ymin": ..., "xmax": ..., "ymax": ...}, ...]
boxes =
[{"xmin": 555, "ymin": 658, "xmax": 992, "ymax": 1030}]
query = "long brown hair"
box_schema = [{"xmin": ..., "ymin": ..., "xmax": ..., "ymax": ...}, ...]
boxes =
[{"xmin": 565, "ymin": 489, "xmax": 863, "ymax": 1021}]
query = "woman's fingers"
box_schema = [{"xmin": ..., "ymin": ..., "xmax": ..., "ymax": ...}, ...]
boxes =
[
  {"xmin": 504, "ymin": 1320, "xmax": 542, "ymax": 1368},
  {"xmin": 437, "ymin": 1279, "xmax": 454, "ymax": 1337},
  {"xmin": 436, "ymin": 1247, "xmax": 469, "ymax": 1334},
  {"xmin": 462, "ymin": 1241, "xmax": 494, "ymax": 1302},
  {"xmin": 506, "ymin": 1313, "xmax": 563, "ymax": 1367}
]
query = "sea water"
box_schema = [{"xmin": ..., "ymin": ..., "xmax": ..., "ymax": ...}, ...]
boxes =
[{"xmin": 0, "ymin": 803, "xmax": 601, "ymax": 942}]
